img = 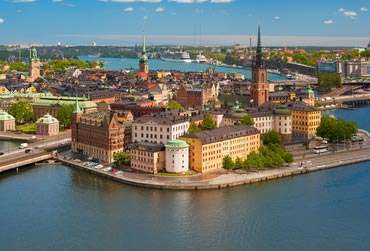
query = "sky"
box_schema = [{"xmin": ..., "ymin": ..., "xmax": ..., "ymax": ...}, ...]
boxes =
[{"xmin": 0, "ymin": 0, "xmax": 369, "ymax": 47}]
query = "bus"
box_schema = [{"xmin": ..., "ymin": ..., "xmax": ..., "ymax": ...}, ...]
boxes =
[{"xmin": 313, "ymin": 145, "xmax": 328, "ymax": 154}]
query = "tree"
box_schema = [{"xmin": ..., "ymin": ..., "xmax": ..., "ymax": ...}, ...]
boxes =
[
  {"xmin": 240, "ymin": 114, "xmax": 254, "ymax": 126},
  {"xmin": 316, "ymin": 116, "xmax": 358, "ymax": 142},
  {"xmin": 114, "ymin": 152, "xmax": 130, "ymax": 165},
  {"xmin": 166, "ymin": 101, "xmax": 183, "ymax": 110},
  {"xmin": 188, "ymin": 121, "xmax": 201, "ymax": 134},
  {"xmin": 234, "ymin": 157, "xmax": 244, "ymax": 169},
  {"xmin": 262, "ymin": 131, "xmax": 281, "ymax": 145},
  {"xmin": 57, "ymin": 104, "xmax": 74, "ymax": 129},
  {"xmin": 318, "ymin": 73, "xmax": 342, "ymax": 91},
  {"xmin": 8, "ymin": 101, "xmax": 33, "ymax": 124},
  {"xmin": 222, "ymin": 155, "xmax": 234, "ymax": 170},
  {"xmin": 200, "ymin": 113, "xmax": 216, "ymax": 130}
]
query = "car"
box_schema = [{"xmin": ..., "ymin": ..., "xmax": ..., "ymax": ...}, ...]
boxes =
[
  {"xmin": 74, "ymin": 159, "xmax": 82, "ymax": 163},
  {"xmin": 321, "ymin": 140, "xmax": 328, "ymax": 144}
]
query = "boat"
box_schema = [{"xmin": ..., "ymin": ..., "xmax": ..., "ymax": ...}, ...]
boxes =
[
  {"xmin": 160, "ymin": 50, "xmax": 192, "ymax": 63},
  {"xmin": 196, "ymin": 54, "xmax": 208, "ymax": 64}
]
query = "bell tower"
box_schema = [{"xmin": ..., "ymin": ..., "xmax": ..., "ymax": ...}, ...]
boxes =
[
  {"xmin": 250, "ymin": 26, "xmax": 269, "ymax": 107},
  {"xmin": 29, "ymin": 46, "xmax": 41, "ymax": 82},
  {"xmin": 139, "ymin": 35, "xmax": 149, "ymax": 74}
]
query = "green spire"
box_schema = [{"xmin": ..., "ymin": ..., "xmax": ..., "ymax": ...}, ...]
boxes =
[
  {"xmin": 139, "ymin": 35, "xmax": 148, "ymax": 64},
  {"xmin": 30, "ymin": 47, "xmax": 39, "ymax": 61},
  {"xmin": 73, "ymin": 96, "xmax": 82, "ymax": 113}
]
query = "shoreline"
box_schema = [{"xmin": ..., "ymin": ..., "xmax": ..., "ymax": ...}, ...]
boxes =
[{"xmin": 56, "ymin": 146, "xmax": 370, "ymax": 190}]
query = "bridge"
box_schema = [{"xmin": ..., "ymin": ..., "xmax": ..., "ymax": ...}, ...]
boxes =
[{"xmin": 0, "ymin": 151, "xmax": 54, "ymax": 173}]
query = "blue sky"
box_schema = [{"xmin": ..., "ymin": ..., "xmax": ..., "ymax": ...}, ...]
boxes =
[{"xmin": 0, "ymin": 0, "xmax": 369, "ymax": 47}]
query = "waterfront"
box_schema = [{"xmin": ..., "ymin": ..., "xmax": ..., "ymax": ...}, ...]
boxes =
[
  {"xmin": 79, "ymin": 56, "xmax": 286, "ymax": 81},
  {"xmin": 1, "ymin": 108, "xmax": 370, "ymax": 250}
]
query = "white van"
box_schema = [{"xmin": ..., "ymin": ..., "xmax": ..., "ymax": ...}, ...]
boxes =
[{"xmin": 19, "ymin": 143, "xmax": 28, "ymax": 149}]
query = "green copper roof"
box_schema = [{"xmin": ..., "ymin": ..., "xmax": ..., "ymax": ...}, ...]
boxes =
[
  {"xmin": 36, "ymin": 113, "xmax": 59, "ymax": 124},
  {"xmin": 274, "ymin": 104, "xmax": 291, "ymax": 116},
  {"xmin": 0, "ymin": 110, "xmax": 15, "ymax": 121},
  {"xmin": 139, "ymin": 35, "xmax": 148, "ymax": 64},
  {"xmin": 165, "ymin": 139, "xmax": 189, "ymax": 148},
  {"xmin": 231, "ymin": 108, "xmax": 248, "ymax": 120},
  {"xmin": 73, "ymin": 96, "xmax": 83, "ymax": 113}
]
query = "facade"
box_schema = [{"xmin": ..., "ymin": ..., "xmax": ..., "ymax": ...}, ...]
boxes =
[
  {"xmin": 290, "ymin": 101, "xmax": 321, "ymax": 139},
  {"xmin": 32, "ymin": 96, "xmax": 97, "ymax": 121},
  {"xmin": 180, "ymin": 125, "xmax": 260, "ymax": 173},
  {"xmin": 132, "ymin": 111, "xmax": 189, "ymax": 145},
  {"xmin": 129, "ymin": 142, "xmax": 165, "ymax": 174},
  {"xmin": 176, "ymin": 83, "xmax": 216, "ymax": 109},
  {"xmin": 0, "ymin": 110, "xmax": 15, "ymax": 132},
  {"xmin": 273, "ymin": 104, "xmax": 292, "ymax": 142},
  {"xmin": 164, "ymin": 139, "xmax": 189, "ymax": 173},
  {"xmin": 250, "ymin": 26, "xmax": 269, "ymax": 107},
  {"xmin": 71, "ymin": 100, "xmax": 128, "ymax": 163},
  {"xmin": 36, "ymin": 113, "xmax": 59, "ymax": 136}
]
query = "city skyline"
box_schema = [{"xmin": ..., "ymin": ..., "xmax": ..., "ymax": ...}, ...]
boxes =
[{"xmin": 0, "ymin": 0, "xmax": 369, "ymax": 47}]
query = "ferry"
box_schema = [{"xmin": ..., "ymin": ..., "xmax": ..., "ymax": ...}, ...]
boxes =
[
  {"xmin": 160, "ymin": 50, "xmax": 192, "ymax": 63},
  {"xmin": 195, "ymin": 54, "xmax": 208, "ymax": 64}
]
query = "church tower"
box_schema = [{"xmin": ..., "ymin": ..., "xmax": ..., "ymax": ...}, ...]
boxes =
[
  {"xmin": 139, "ymin": 35, "xmax": 149, "ymax": 74},
  {"xmin": 250, "ymin": 26, "xmax": 269, "ymax": 107},
  {"xmin": 29, "ymin": 46, "xmax": 41, "ymax": 82}
]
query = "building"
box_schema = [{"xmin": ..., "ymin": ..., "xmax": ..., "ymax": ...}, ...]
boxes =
[
  {"xmin": 180, "ymin": 125, "xmax": 260, "ymax": 173},
  {"xmin": 138, "ymin": 35, "xmax": 149, "ymax": 75},
  {"xmin": 28, "ymin": 47, "xmax": 41, "ymax": 82},
  {"xmin": 32, "ymin": 96, "xmax": 97, "ymax": 121},
  {"xmin": 289, "ymin": 101, "xmax": 321, "ymax": 140},
  {"xmin": 71, "ymin": 99, "xmax": 129, "ymax": 163},
  {"xmin": 176, "ymin": 83, "xmax": 217, "ymax": 109},
  {"xmin": 132, "ymin": 111, "xmax": 189, "ymax": 145},
  {"xmin": 250, "ymin": 26, "xmax": 269, "ymax": 107},
  {"xmin": 129, "ymin": 142, "xmax": 165, "ymax": 174},
  {"xmin": 0, "ymin": 110, "xmax": 15, "ymax": 132},
  {"xmin": 164, "ymin": 139, "xmax": 189, "ymax": 173},
  {"xmin": 36, "ymin": 113, "xmax": 59, "ymax": 136}
]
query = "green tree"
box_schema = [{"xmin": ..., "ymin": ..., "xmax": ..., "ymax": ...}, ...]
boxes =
[
  {"xmin": 234, "ymin": 157, "xmax": 244, "ymax": 169},
  {"xmin": 188, "ymin": 121, "xmax": 201, "ymax": 134},
  {"xmin": 166, "ymin": 101, "xmax": 183, "ymax": 110},
  {"xmin": 240, "ymin": 114, "xmax": 254, "ymax": 126},
  {"xmin": 57, "ymin": 104, "xmax": 75, "ymax": 129},
  {"xmin": 114, "ymin": 151, "xmax": 130, "ymax": 165},
  {"xmin": 262, "ymin": 131, "xmax": 281, "ymax": 145},
  {"xmin": 8, "ymin": 101, "xmax": 33, "ymax": 124},
  {"xmin": 318, "ymin": 73, "xmax": 342, "ymax": 91},
  {"xmin": 222, "ymin": 155, "xmax": 234, "ymax": 170},
  {"xmin": 316, "ymin": 116, "xmax": 358, "ymax": 142},
  {"xmin": 200, "ymin": 113, "xmax": 216, "ymax": 130},
  {"xmin": 8, "ymin": 62, "xmax": 28, "ymax": 71}
]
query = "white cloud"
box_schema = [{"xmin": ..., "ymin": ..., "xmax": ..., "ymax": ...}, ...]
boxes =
[
  {"xmin": 144, "ymin": 15, "xmax": 149, "ymax": 20},
  {"xmin": 52, "ymin": 0, "xmax": 63, "ymax": 2},
  {"xmin": 12, "ymin": 0, "xmax": 37, "ymax": 2},
  {"xmin": 155, "ymin": 7, "xmax": 164, "ymax": 12},
  {"xmin": 274, "ymin": 16, "xmax": 280, "ymax": 20},
  {"xmin": 210, "ymin": 0, "xmax": 233, "ymax": 2},
  {"xmin": 343, "ymin": 11, "xmax": 357, "ymax": 19},
  {"xmin": 168, "ymin": 0, "xmax": 193, "ymax": 3},
  {"xmin": 0, "ymin": 18, "xmax": 4, "ymax": 24},
  {"xmin": 16, "ymin": 9, "xmax": 23, "ymax": 12},
  {"xmin": 360, "ymin": 7, "xmax": 368, "ymax": 12},
  {"xmin": 124, "ymin": 7, "xmax": 134, "ymax": 11},
  {"xmin": 323, "ymin": 19, "xmax": 333, "ymax": 24},
  {"xmin": 98, "ymin": 0, "xmax": 108, "ymax": 2},
  {"xmin": 112, "ymin": 0, "xmax": 161, "ymax": 2},
  {"xmin": 338, "ymin": 8, "xmax": 345, "ymax": 12}
]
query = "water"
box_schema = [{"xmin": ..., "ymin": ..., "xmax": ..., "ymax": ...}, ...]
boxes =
[
  {"xmin": 1, "ymin": 108, "xmax": 370, "ymax": 250},
  {"xmin": 78, "ymin": 56, "xmax": 286, "ymax": 81}
]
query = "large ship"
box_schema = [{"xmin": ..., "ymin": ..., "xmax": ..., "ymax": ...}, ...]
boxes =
[
  {"xmin": 160, "ymin": 50, "xmax": 192, "ymax": 63},
  {"xmin": 195, "ymin": 54, "xmax": 208, "ymax": 64}
]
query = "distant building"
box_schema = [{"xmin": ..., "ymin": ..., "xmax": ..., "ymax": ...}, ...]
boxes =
[
  {"xmin": 36, "ymin": 113, "xmax": 59, "ymax": 136},
  {"xmin": 180, "ymin": 125, "xmax": 260, "ymax": 173},
  {"xmin": 0, "ymin": 110, "xmax": 15, "ymax": 132}
]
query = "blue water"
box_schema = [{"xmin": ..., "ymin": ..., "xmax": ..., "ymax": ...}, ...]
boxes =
[
  {"xmin": 79, "ymin": 56, "xmax": 286, "ymax": 81},
  {"xmin": 1, "ymin": 103, "xmax": 370, "ymax": 251}
]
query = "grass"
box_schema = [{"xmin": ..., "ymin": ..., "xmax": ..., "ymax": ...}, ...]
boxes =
[{"xmin": 15, "ymin": 123, "xmax": 36, "ymax": 133}]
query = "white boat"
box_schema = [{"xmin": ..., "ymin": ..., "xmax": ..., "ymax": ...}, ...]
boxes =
[
  {"xmin": 196, "ymin": 54, "xmax": 208, "ymax": 64},
  {"xmin": 160, "ymin": 50, "xmax": 192, "ymax": 63}
]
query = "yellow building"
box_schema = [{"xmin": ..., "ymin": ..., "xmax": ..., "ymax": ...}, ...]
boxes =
[
  {"xmin": 180, "ymin": 125, "xmax": 260, "ymax": 173},
  {"xmin": 290, "ymin": 101, "xmax": 321, "ymax": 139},
  {"xmin": 129, "ymin": 142, "xmax": 165, "ymax": 174}
]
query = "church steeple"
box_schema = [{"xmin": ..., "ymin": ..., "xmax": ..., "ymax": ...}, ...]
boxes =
[
  {"xmin": 139, "ymin": 35, "xmax": 149, "ymax": 74},
  {"xmin": 255, "ymin": 25, "xmax": 263, "ymax": 68}
]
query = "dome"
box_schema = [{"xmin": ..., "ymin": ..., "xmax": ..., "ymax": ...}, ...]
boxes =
[
  {"xmin": 231, "ymin": 108, "xmax": 248, "ymax": 120},
  {"xmin": 274, "ymin": 104, "xmax": 291, "ymax": 116},
  {"xmin": 165, "ymin": 139, "xmax": 189, "ymax": 148},
  {"xmin": 36, "ymin": 113, "xmax": 59, "ymax": 124},
  {"xmin": 0, "ymin": 110, "xmax": 15, "ymax": 121}
]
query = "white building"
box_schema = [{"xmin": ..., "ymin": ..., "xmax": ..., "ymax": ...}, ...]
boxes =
[
  {"xmin": 164, "ymin": 139, "xmax": 189, "ymax": 173},
  {"xmin": 132, "ymin": 112, "xmax": 189, "ymax": 145}
]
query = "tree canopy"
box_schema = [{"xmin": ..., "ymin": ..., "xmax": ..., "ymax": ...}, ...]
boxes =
[
  {"xmin": 114, "ymin": 151, "xmax": 130, "ymax": 166},
  {"xmin": 57, "ymin": 104, "xmax": 74, "ymax": 129},
  {"xmin": 318, "ymin": 72, "xmax": 342, "ymax": 91},
  {"xmin": 240, "ymin": 114, "xmax": 254, "ymax": 126},
  {"xmin": 166, "ymin": 100, "xmax": 183, "ymax": 110},
  {"xmin": 188, "ymin": 121, "xmax": 201, "ymax": 134},
  {"xmin": 262, "ymin": 130, "xmax": 281, "ymax": 145},
  {"xmin": 316, "ymin": 116, "xmax": 358, "ymax": 142},
  {"xmin": 8, "ymin": 101, "xmax": 33, "ymax": 124},
  {"xmin": 200, "ymin": 113, "xmax": 216, "ymax": 130}
]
